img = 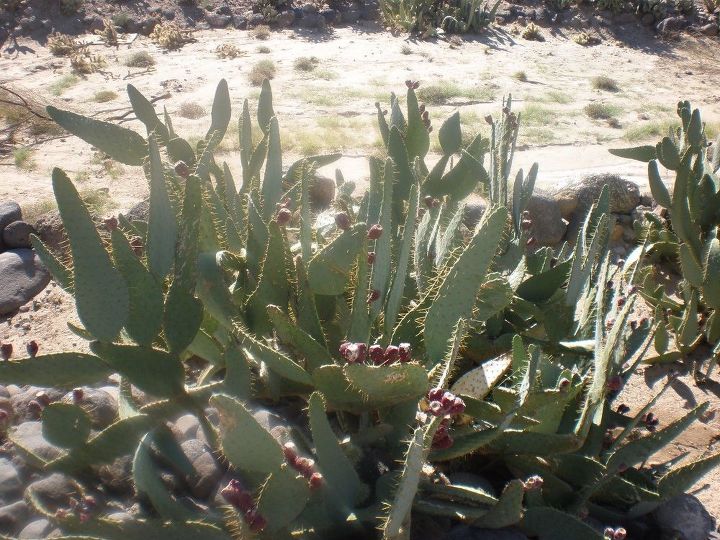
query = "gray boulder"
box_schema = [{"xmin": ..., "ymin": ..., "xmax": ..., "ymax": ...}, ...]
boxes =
[
  {"xmin": 9, "ymin": 422, "xmax": 64, "ymax": 462},
  {"xmin": 653, "ymin": 494, "xmax": 715, "ymax": 540},
  {"xmin": 0, "ymin": 500, "xmax": 29, "ymax": 535},
  {"xmin": 525, "ymin": 193, "xmax": 567, "ymax": 246},
  {"xmin": 0, "ymin": 250, "xmax": 51, "ymax": 315},
  {"xmin": 0, "ymin": 201, "xmax": 22, "ymax": 250},
  {"xmin": 2, "ymin": 221, "xmax": 35, "ymax": 249},
  {"xmin": 548, "ymin": 173, "xmax": 640, "ymax": 219},
  {"xmin": 0, "ymin": 458, "xmax": 22, "ymax": 499},
  {"xmin": 33, "ymin": 211, "xmax": 65, "ymax": 254},
  {"xmin": 17, "ymin": 518, "xmax": 52, "ymax": 539}
]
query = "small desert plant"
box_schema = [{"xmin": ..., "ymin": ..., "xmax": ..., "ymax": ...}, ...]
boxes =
[
  {"xmin": 513, "ymin": 70, "xmax": 528, "ymax": 82},
  {"xmin": 216, "ymin": 43, "xmax": 243, "ymax": 59},
  {"xmin": 573, "ymin": 31, "xmax": 601, "ymax": 45},
  {"xmin": 400, "ymin": 44, "xmax": 412, "ymax": 54},
  {"xmin": 59, "ymin": 0, "xmax": 82, "ymax": 14},
  {"xmin": 93, "ymin": 90, "xmax": 118, "ymax": 103},
  {"xmin": 249, "ymin": 59, "xmax": 277, "ymax": 85},
  {"xmin": 49, "ymin": 74, "xmax": 79, "ymax": 96},
  {"xmin": 70, "ymin": 49, "xmax": 106, "ymax": 74},
  {"xmin": 522, "ymin": 22, "xmax": 544, "ymax": 40},
  {"xmin": 150, "ymin": 22, "xmax": 195, "ymax": 50},
  {"xmin": 47, "ymin": 32, "xmax": 78, "ymax": 56},
  {"xmin": 125, "ymin": 51, "xmax": 155, "ymax": 68},
  {"xmin": 293, "ymin": 56, "xmax": 320, "ymax": 72},
  {"xmin": 178, "ymin": 102, "xmax": 206, "ymax": 119},
  {"xmin": 584, "ymin": 102, "xmax": 619, "ymax": 119},
  {"xmin": 592, "ymin": 75, "xmax": 620, "ymax": 92},
  {"xmin": 13, "ymin": 147, "xmax": 35, "ymax": 169},
  {"xmin": 111, "ymin": 12, "xmax": 132, "ymax": 29},
  {"xmin": 257, "ymin": 45, "xmax": 272, "ymax": 53},
  {"xmin": 94, "ymin": 18, "xmax": 118, "ymax": 46},
  {"xmin": 448, "ymin": 35, "xmax": 464, "ymax": 48},
  {"xmin": 251, "ymin": 24, "xmax": 271, "ymax": 39}
]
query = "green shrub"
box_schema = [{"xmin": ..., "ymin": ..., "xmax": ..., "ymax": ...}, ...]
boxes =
[
  {"xmin": 93, "ymin": 90, "xmax": 119, "ymax": 103},
  {"xmin": 249, "ymin": 59, "xmax": 277, "ymax": 85},
  {"xmin": 124, "ymin": 51, "xmax": 155, "ymax": 68},
  {"xmin": 592, "ymin": 75, "xmax": 620, "ymax": 92},
  {"xmin": 251, "ymin": 24, "xmax": 271, "ymax": 39},
  {"xmin": 584, "ymin": 102, "xmax": 620, "ymax": 119},
  {"xmin": 293, "ymin": 56, "xmax": 320, "ymax": 72}
]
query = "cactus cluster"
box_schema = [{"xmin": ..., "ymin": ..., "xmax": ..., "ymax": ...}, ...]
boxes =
[
  {"xmin": 611, "ymin": 101, "xmax": 720, "ymax": 368},
  {"xmin": 0, "ymin": 80, "xmax": 717, "ymax": 540},
  {"xmin": 380, "ymin": 0, "xmax": 501, "ymax": 36}
]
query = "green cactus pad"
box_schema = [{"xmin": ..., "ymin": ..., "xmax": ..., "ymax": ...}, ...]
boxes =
[
  {"xmin": 206, "ymin": 79, "xmax": 231, "ymax": 143},
  {"xmin": 308, "ymin": 392, "xmax": 369, "ymax": 507},
  {"xmin": 522, "ymin": 507, "xmax": 604, "ymax": 540},
  {"xmin": 146, "ymin": 135, "xmax": 177, "ymax": 280},
  {"xmin": 211, "ymin": 394, "xmax": 284, "ymax": 474},
  {"xmin": 41, "ymin": 403, "xmax": 91, "ymax": 449},
  {"xmin": 257, "ymin": 465, "xmax": 311, "ymax": 533},
  {"xmin": 46, "ymin": 107, "xmax": 147, "ymax": 166},
  {"xmin": 473, "ymin": 479, "xmax": 524, "ymax": 528},
  {"xmin": 307, "ymin": 223, "xmax": 368, "ymax": 295},
  {"xmin": 424, "ymin": 206, "xmax": 508, "ymax": 361},
  {"xmin": 438, "ymin": 111, "xmax": 462, "ymax": 155},
  {"xmin": 0, "ymin": 353, "xmax": 110, "ymax": 387},
  {"xmin": 53, "ymin": 168, "xmax": 129, "ymax": 342},
  {"xmin": 344, "ymin": 363, "xmax": 429, "ymax": 404},
  {"xmin": 90, "ymin": 343, "xmax": 185, "ymax": 399},
  {"xmin": 267, "ymin": 305, "xmax": 333, "ymax": 371},
  {"xmin": 127, "ymin": 84, "xmax": 169, "ymax": 142}
]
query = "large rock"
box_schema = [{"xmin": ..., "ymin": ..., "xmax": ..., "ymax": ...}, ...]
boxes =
[
  {"xmin": 463, "ymin": 201, "xmax": 487, "ymax": 230},
  {"xmin": 9, "ymin": 422, "xmax": 64, "ymax": 462},
  {"xmin": 0, "ymin": 500, "xmax": 29, "ymax": 536},
  {"xmin": 17, "ymin": 518, "xmax": 52, "ymax": 539},
  {"xmin": 124, "ymin": 200, "xmax": 149, "ymax": 223},
  {"xmin": 0, "ymin": 201, "xmax": 22, "ymax": 251},
  {"xmin": 24, "ymin": 474, "xmax": 79, "ymax": 512},
  {"xmin": 2, "ymin": 221, "xmax": 34, "ymax": 249},
  {"xmin": 309, "ymin": 175, "xmax": 336, "ymax": 211},
  {"xmin": 0, "ymin": 250, "xmax": 51, "ymax": 315},
  {"xmin": 0, "ymin": 458, "xmax": 22, "ymax": 499},
  {"xmin": 548, "ymin": 174, "xmax": 640, "ymax": 219},
  {"xmin": 525, "ymin": 193, "xmax": 567, "ymax": 246},
  {"xmin": 180, "ymin": 439, "xmax": 222, "ymax": 499},
  {"xmin": 61, "ymin": 388, "xmax": 117, "ymax": 429},
  {"xmin": 33, "ymin": 211, "xmax": 65, "ymax": 254},
  {"xmin": 652, "ymin": 494, "xmax": 715, "ymax": 540}
]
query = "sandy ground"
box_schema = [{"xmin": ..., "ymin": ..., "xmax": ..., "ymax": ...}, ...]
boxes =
[{"xmin": 2, "ymin": 24, "xmax": 720, "ymax": 522}]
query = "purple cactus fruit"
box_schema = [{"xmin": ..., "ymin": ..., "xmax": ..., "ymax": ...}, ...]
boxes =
[
  {"xmin": 245, "ymin": 508, "xmax": 267, "ymax": 532},
  {"xmin": 428, "ymin": 388, "xmax": 445, "ymax": 402},
  {"xmin": 283, "ymin": 443, "xmax": 298, "ymax": 464},
  {"xmin": 440, "ymin": 392, "xmax": 457, "ymax": 409},
  {"xmin": 617, "ymin": 296, "xmax": 626, "ymax": 307},
  {"xmin": 339, "ymin": 341, "xmax": 350, "ymax": 358},
  {"xmin": 0, "ymin": 343, "xmax": 11, "ymax": 361},
  {"xmin": 369, "ymin": 345, "xmax": 385, "ymax": 365},
  {"xmin": 524, "ymin": 475, "xmax": 544, "ymax": 491},
  {"xmin": 367, "ymin": 289, "xmax": 380, "ymax": 303},
  {"xmin": 276, "ymin": 208, "xmax": 292, "ymax": 226},
  {"xmin": 617, "ymin": 259, "xmax": 625, "ymax": 266},
  {"xmin": 221, "ymin": 479, "xmax": 254, "ymax": 512},
  {"xmin": 606, "ymin": 375, "xmax": 622, "ymax": 392},
  {"xmin": 398, "ymin": 343, "xmax": 411, "ymax": 362},
  {"xmin": 26, "ymin": 340, "xmax": 38, "ymax": 357},
  {"xmin": 174, "ymin": 161, "xmax": 190, "ymax": 177},
  {"xmin": 72, "ymin": 388, "xmax": 84, "ymax": 402},
  {"xmin": 343, "ymin": 343, "xmax": 367, "ymax": 363},
  {"xmin": 429, "ymin": 401, "xmax": 444, "ymax": 416},
  {"xmin": 449, "ymin": 396, "xmax": 466, "ymax": 415},
  {"xmin": 432, "ymin": 432, "xmax": 454, "ymax": 449},
  {"xmin": 335, "ymin": 212, "xmax": 351, "ymax": 231},
  {"xmin": 613, "ymin": 528, "xmax": 627, "ymax": 540},
  {"xmin": 384, "ymin": 345, "xmax": 399, "ymax": 364},
  {"xmin": 309, "ymin": 472, "xmax": 324, "ymax": 490},
  {"xmin": 627, "ymin": 285, "xmax": 638, "ymax": 295},
  {"xmin": 104, "ymin": 216, "xmax": 118, "ymax": 230},
  {"xmin": 367, "ymin": 224, "xmax": 383, "ymax": 240},
  {"xmin": 604, "ymin": 527, "xmax": 615, "ymax": 539},
  {"xmin": 367, "ymin": 251, "xmax": 376, "ymax": 264}
]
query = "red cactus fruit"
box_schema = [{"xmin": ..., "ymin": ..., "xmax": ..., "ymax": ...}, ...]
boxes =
[
  {"xmin": 384, "ymin": 345, "xmax": 399, "ymax": 364},
  {"xmin": 174, "ymin": 161, "xmax": 190, "ymax": 177},
  {"xmin": 367, "ymin": 224, "xmax": 383, "ymax": 240},
  {"xmin": 309, "ymin": 472, "xmax": 324, "ymax": 490},
  {"xmin": 428, "ymin": 388, "xmax": 445, "ymax": 402},
  {"xmin": 398, "ymin": 343, "xmax": 411, "ymax": 362},
  {"xmin": 369, "ymin": 345, "xmax": 385, "ymax": 365},
  {"xmin": 335, "ymin": 212, "xmax": 351, "ymax": 231}
]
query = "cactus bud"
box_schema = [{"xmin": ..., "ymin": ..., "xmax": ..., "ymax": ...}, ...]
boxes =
[
  {"xmin": 367, "ymin": 224, "xmax": 383, "ymax": 240},
  {"xmin": 0, "ymin": 343, "xmax": 11, "ymax": 360},
  {"xmin": 283, "ymin": 443, "xmax": 298, "ymax": 464},
  {"xmin": 72, "ymin": 388, "xmax": 84, "ymax": 402},
  {"xmin": 26, "ymin": 340, "xmax": 38, "ymax": 357},
  {"xmin": 440, "ymin": 392, "xmax": 456, "ymax": 409},
  {"xmin": 342, "ymin": 342, "xmax": 367, "ymax": 363},
  {"xmin": 369, "ymin": 344, "xmax": 385, "ymax": 364},
  {"xmin": 368, "ymin": 289, "xmax": 380, "ymax": 303},
  {"xmin": 384, "ymin": 345, "xmax": 399, "ymax": 363},
  {"xmin": 276, "ymin": 207, "xmax": 292, "ymax": 226},
  {"xmin": 398, "ymin": 343, "xmax": 411, "ymax": 362},
  {"xmin": 294, "ymin": 457, "xmax": 316, "ymax": 477},
  {"xmin": 104, "ymin": 216, "xmax": 118, "ymax": 230},
  {"xmin": 174, "ymin": 161, "xmax": 190, "ymax": 177},
  {"xmin": 309, "ymin": 472, "xmax": 324, "ymax": 490},
  {"xmin": 367, "ymin": 251, "xmax": 376, "ymax": 264},
  {"xmin": 428, "ymin": 388, "xmax": 444, "ymax": 401},
  {"xmin": 617, "ymin": 296, "xmax": 626, "ymax": 307},
  {"xmin": 429, "ymin": 401, "xmax": 444, "ymax": 415},
  {"xmin": 524, "ymin": 475, "xmax": 544, "ymax": 491},
  {"xmin": 335, "ymin": 212, "xmax": 351, "ymax": 230},
  {"xmin": 606, "ymin": 375, "xmax": 622, "ymax": 392},
  {"xmin": 558, "ymin": 378, "xmax": 571, "ymax": 390}
]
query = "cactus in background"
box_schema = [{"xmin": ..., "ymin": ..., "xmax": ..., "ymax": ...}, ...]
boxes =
[
  {"xmin": 610, "ymin": 101, "xmax": 720, "ymax": 368},
  {"xmin": 0, "ymin": 82, "xmax": 716, "ymax": 540}
]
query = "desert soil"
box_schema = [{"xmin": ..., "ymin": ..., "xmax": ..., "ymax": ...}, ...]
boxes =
[{"xmin": 2, "ymin": 23, "xmax": 720, "ymax": 520}]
